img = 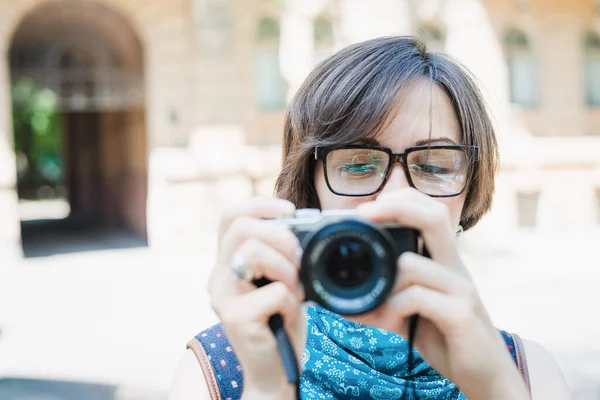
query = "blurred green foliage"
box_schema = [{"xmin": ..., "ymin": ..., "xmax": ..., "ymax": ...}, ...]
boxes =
[{"xmin": 12, "ymin": 78, "xmax": 64, "ymax": 199}]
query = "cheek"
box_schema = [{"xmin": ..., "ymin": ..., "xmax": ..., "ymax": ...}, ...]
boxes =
[
  {"xmin": 436, "ymin": 195, "xmax": 466, "ymax": 227},
  {"xmin": 314, "ymin": 162, "xmax": 377, "ymax": 210}
]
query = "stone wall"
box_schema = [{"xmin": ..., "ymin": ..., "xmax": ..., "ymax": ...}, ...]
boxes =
[{"xmin": 0, "ymin": 0, "xmax": 599, "ymax": 259}]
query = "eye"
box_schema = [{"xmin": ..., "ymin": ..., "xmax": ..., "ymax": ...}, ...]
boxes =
[
  {"xmin": 338, "ymin": 163, "xmax": 379, "ymax": 176},
  {"xmin": 413, "ymin": 164, "xmax": 452, "ymax": 174}
]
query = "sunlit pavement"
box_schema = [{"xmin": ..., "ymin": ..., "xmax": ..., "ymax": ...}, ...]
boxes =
[
  {"xmin": 0, "ymin": 241, "xmax": 219, "ymax": 399},
  {"xmin": 1, "ymin": 229, "xmax": 599, "ymax": 399}
]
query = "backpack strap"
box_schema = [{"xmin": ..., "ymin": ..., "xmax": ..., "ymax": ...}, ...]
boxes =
[
  {"xmin": 501, "ymin": 330, "xmax": 532, "ymax": 394},
  {"xmin": 511, "ymin": 332, "xmax": 532, "ymax": 394},
  {"xmin": 187, "ymin": 323, "xmax": 243, "ymax": 400}
]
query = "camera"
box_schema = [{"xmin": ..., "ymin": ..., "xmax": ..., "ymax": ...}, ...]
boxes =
[{"xmin": 276, "ymin": 208, "xmax": 419, "ymax": 315}]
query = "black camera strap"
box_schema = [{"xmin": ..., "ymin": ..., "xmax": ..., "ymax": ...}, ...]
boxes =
[
  {"xmin": 268, "ymin": 314, "xmax": 301, "ymax": 399},
  {"xmin": 252, "ymin": 277, "xmax": 302, "ymax": 397},
  {"xmin": 402, "ymin": 245, "xmax": 431, "ymax": 400}
]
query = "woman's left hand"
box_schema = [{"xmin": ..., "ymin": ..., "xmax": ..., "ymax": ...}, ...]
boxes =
[{"xmin": 354, "ymin": 188, "xmax": 529, "ymax": 400}]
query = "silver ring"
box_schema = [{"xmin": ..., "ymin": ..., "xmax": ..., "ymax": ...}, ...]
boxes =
[{"xmin": 230, "ymin": 254, "xmax": 254, "ymax": 282}]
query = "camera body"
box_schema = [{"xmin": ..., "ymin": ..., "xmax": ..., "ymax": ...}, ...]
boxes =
[{"xmin": 276, "ymin": 208, "xmax": 419, "ymax": 315}]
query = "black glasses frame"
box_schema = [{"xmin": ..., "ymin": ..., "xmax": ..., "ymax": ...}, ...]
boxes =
[{"xmin": 314, "ymin": 144, "xmax": 479, "ymax": 198}]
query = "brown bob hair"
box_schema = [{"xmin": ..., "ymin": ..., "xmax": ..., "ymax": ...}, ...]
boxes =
[{"xmin": 274, "ymin": 36, "xmax": 499, "ymax": 231}]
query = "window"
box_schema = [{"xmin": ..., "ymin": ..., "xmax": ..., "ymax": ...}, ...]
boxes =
[
  {"xmin": 313, "ymin": 16, "xmax": 334, "ymax": 66},
  {"xmin": 254, "ymin": 17, "xmax": 286, "ymax": 110},
  {"xmin": 257, "ymin": 17, "xmax": 280, "ymax": 40},
  {"xmin": 505, "ymin": 28, "xmax": 539, "ymax": 107},
  {"xmin": 583, "ymin": 30, "xmax": 600, "ymax": 107},
  {"xmin": 417, "ymin": 23, "xmax": 446, "ymax": 52},
  {"xmin": 517, "ymin": 191, "xmax": 540, "ymax": 228}
]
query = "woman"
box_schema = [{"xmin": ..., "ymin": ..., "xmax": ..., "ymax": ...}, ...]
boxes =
[{"xmin": 169, "ymin": 37, "xmax": 570, "ymax": 399}]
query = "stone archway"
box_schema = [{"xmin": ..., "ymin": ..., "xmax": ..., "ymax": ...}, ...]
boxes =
[{"xmin": 8, "ymin": 0, "xmax": 148, "ymax": 256}]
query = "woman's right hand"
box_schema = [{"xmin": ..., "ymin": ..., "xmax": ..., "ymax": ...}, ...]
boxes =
[{"xmin": 208, "ymin": 197, "xmax": 307, "ymax": 400}]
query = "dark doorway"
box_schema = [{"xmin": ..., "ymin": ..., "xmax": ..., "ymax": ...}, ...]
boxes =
[{"xmin": 9, "ymin": 1, "xmax": 149, "ymax": 257}]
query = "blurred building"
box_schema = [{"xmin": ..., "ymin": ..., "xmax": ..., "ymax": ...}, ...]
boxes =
[{"xmin": 0, "ymin": 0, "xmax": 599, "ymax": 258}]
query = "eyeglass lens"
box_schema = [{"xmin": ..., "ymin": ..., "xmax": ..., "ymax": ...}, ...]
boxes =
[{"xmin": 324, "ymin": 147, "xmax": 469, "ymax": 196}]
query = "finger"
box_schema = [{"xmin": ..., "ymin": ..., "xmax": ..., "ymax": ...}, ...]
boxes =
[
  {"xmin": 220, "ymin": 217, "xmax": 302, "ymax": 267},
  {"xmin": 393, "ymin": 252, "xmax": 471, "ymax": 295},
  {"xmin": 220, "ymin": 282, "xmax": 302, "ymax": 330},
  {"xmin": 388, "ymin": 285, "xmax": 476, "ymax": 336},
  {"xmin": 218, "ymin": 197, "xmax": 296, "ymax": 244},
  {"xmin": 356, "ymin": 188, "xmax": 461, "ymax": 269},
  {"xmin": 234, "ymin": 238, "xmax": 304, "ymax": 299}
]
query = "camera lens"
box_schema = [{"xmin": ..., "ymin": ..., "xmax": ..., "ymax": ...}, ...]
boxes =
[
  {"xmin": 300, "ymin": 219, "xmax": 398, "ymax": 315},
  {"xmin": 324, "ymin": 239, "xmax": 374, "ymax": 288}
]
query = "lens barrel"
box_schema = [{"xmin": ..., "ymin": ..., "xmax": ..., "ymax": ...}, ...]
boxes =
[{"xmin": 300, "ymin": 219, "xmax": 398, "ymax": 315}]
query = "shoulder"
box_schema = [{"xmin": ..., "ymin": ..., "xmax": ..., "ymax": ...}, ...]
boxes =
[
  {"xmin": 523, "ymin": 339, "xmax": 572, "ymax": 400},
  {"xmin": 168, "ymin": 349, "xmax": 212, "ymax": 400},
  {"xmin": 169, "ymin": 324, "xmax": 243, "ymax": 400}
]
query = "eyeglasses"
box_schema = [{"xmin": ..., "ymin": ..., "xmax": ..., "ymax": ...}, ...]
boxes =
[{"xmin": 314, "ymin": 144, "xmax": 478, "ymax": 198}]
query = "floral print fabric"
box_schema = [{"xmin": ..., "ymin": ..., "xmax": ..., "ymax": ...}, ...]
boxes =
[{"xmin": 299, "ymin": 304, "xmax": 466, "ymax": 399}]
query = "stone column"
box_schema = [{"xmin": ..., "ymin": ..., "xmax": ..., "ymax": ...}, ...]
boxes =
[
  {"xmin": 193, "ymin": 0, "xmax": 242, "ymax": 125},
  {"xmin": 147, "ymin": 0, "xmax": 245, "ymax": 249},
  {"xmin": 280, "ymin": 0, "xmax": 318, "ymax": 96},
  {"xmin": 0, "ymin": 43, "xmax": 23, "ymax": 261}
]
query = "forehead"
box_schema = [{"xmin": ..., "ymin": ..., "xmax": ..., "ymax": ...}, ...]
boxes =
[{"xmin": 374, "ymin": 80, "xmax": 462, "ymax": 149}]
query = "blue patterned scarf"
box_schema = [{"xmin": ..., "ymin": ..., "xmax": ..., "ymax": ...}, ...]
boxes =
[{"xmin": 299, "ymin": 304, "xmax": 466, "ymax": 399}]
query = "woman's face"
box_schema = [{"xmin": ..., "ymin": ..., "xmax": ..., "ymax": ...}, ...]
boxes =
[{"xmin": 314, "ymin": 81, "xmax": 466, "ymax": 230}]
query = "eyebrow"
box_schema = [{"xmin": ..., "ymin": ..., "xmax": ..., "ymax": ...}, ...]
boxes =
[
  {"xmin": 414, "ymin": 137, "xmax": 459, "ymax": 146},
  {"xmin": 355, "ymin": 137, "xmax": 459, "ymax": 146}
]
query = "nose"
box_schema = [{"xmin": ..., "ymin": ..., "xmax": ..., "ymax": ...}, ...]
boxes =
[{"xmin": 377, "ymin": 163, "xmax": 411, "ymax": 196}]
